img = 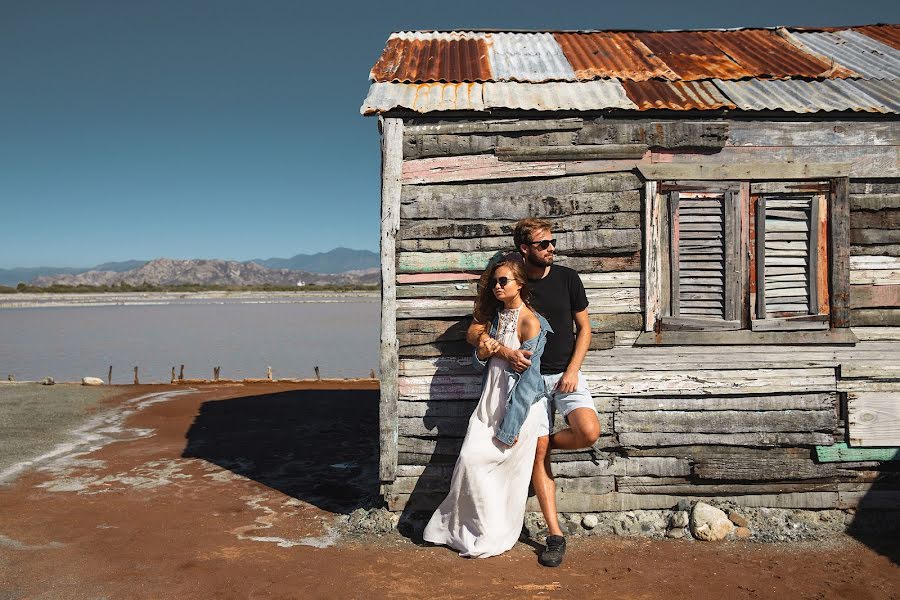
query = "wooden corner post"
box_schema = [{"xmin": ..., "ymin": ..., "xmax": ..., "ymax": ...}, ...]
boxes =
[{"xmin": 379, "ymin": 117, "xmax": 403, "ymax": 482}]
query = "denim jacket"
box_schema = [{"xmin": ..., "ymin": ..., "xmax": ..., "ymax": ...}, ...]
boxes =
[{"xmin": 472, "ymin": 311, "xmax": 553, "ymax": 446}]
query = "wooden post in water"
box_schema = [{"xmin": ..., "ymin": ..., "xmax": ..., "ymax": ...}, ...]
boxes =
[
  {"xmin": 171, "ymin": 367, "xmax": 176, "ymax": 383},
  {"xmin": 108, "ymin": 365, "xmax": 113, "ymax": 385},
  {"xmin": 266, "ymin": 366, "xmax": 272, "ymax": 380},
  {"xmin": 213, "ymin": 366, "xmax": 220, "ymax": 381},
  {"xmin": 370, "ymin": 369, "xmax": 376, "ymax": 379},
  {"xmin": 314, "ymin": 366, "xmax": 321, "ymax": 381},
  {"xmin": 179, "ymin": 365, "xmax": 184, "ymax": 381},
  {"xmin": 133, "ymin": 366, "xmax": 139, "ymax": 385},
  {"xmin": 7, "ymin": 374, "xmax": 14, "ymax": 381}
]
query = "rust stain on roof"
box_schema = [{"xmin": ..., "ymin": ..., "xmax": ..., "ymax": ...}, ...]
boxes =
[
  {"xmin": 553, "ymin": 32, "xmax": 677, "ymax": 81},
  {"xmin": 701, "ymin": 29, "xmax": 836, "ymax": 78},
  {"xmin": 632, "ymin": 30, "xmax": 752, "ymax": 80},
  {"xmin": 370, "ymin": 37, "xmax": 493, "ymax": 83},
  {"xmin": 622, "ymin": 80, "xmax": 736, "ymax": 111},
  {"xmin": 853, "ymin": 24, "xmax": 900, "ymax": 50}
]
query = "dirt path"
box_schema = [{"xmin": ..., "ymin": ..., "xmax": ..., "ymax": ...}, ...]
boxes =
[{"xmin": 1, "ymin": 383, "xmax": 897, "ymax": 600}]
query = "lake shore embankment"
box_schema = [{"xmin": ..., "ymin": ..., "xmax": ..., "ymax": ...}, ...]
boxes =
[{"xmin": 0, "ymin": 290, "xmax": 379, "ymax": 309}]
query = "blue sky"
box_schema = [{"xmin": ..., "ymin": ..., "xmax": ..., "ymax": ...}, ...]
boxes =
[{"xmin": 1, "ymin": 0, "xmax": 896, "ymax": 268}]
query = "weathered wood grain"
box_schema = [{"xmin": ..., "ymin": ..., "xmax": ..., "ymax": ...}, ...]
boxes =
[
  {"xmin": 398, "ymin": 251, "xmax": 641, "ymax": 274},
  {"xmin": 695, "ymin": 457, "xmax": 852, "ymax": 481},
  {"xmin": 639, "ymin": 162, "xmax": 852, "ymax": 181},
  {"xmin": 400, "ymin": 189, "xmax": 640, "ymax": 220},
  {"xmin": 851, "ymin": 284, "xmax": 900, "ymax": 308},
  {"xmin": 400, "ymin": 213, "xmax": 640, "ymax": 240},
  {"xmin": 851, "ymin": 244, "xmax": 900, "ymax": 257},
  {"xmin": 728, "ymin": 121, "xmax": 900, "ymax": 147},
  {"xmin": 379, "ymin": 118, "xmax": 403, "ymax": 482},
  {"xmin": 577, "ymin": 120, "xmax": 728, "ymax": 149},
  {"xmin": 644, "ymin": 180, "xmax": 662, "ymax": 331},
  {"xmin": 496, "ymin": 144, "xmax": 648, "ymax": 161},
  {"xmin": 402, "ymin": 154, "xmax": 565, "ymax": 184},
  {"xmin": 403, "ymin": 117, "xmax": 584, "ymax": 136},
  {"xmin": 634, "ymin": 328, "xmax": 858, "ymax": 346},
  {"xmin": 849, "ymin": 391, "xmax": 900, "ymax": 446},
  {"xmin": 850, "ymin": 194, "xmax": 900, "ymax": 210},
  {"xmin": 851, "ymin": 209, "xmax": 900, "ymax": 230},
  {"xmin": 616, "ymin": 409, "xmax": 836, "ymax": 434},
  {"xmin": 619, "ymin": 432, "xmax": 834, "ymax": 447},
  {"xmin": 404, "ymin": 130, "xmax": 577, "ymax": 159},
  {"xmin": 655, "ymin": 146, "xmax": 895, "ymax": 178},
  {"xmin": 851, "ymin": 229, "xmax": 900, "ymax": 245},
  {"xmin": 618, "ymin": 393, "xmax": 835, "ymax": 412},
  {"xmin": 851, "ymin": 308, "xmax": 900, "ymax": 326},
  {"xmin": 398, "ymin": 228, "xmax": 641, "ymax": 254}
]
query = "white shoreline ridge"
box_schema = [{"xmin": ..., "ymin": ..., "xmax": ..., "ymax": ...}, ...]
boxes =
[{"xmin": 0, "ymin": 290, "xmax": 380, "ymax": 309}]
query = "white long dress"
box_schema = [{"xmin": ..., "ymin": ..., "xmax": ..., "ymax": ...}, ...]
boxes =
[{"xmin": 423, "ymin": 306, "xmax": 550, "ymax": 558}]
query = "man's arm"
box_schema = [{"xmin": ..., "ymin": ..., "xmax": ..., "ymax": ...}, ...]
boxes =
[{"xmin": 556, "ymin": 308, "xmax": 591, "ymax": 393}]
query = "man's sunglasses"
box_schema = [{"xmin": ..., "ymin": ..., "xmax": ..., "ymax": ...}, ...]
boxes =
[
  {"xmin": 489, "ymin": 276, "xmax": 511, "ymax": 288},
  {"xmin": 529, "ymin": 238, "xmax": 557, "ymax": 250}
]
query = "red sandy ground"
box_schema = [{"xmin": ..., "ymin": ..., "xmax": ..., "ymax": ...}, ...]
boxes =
[{"xmin": 0, "ymin": 383, "xmax": 897, "ymax": 600}]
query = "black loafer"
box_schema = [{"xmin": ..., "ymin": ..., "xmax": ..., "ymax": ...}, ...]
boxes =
[{"xmin": 539, "ymin": 535, "xmax": 566, "ymax": 567}]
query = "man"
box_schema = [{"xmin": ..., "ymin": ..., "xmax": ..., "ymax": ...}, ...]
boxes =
[{"xmin": 467, "ymin": 218, "xmax": 601, "ymax": 567}]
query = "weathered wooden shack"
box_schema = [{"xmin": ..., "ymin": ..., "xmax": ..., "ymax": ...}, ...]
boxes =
[{"xmin": 361, "ymin": 26, "xmax": 900, "ymax": 514}]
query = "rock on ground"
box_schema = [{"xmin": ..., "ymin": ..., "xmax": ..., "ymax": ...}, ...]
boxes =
[{"xmin": 691, "ymin": 502, "xmax": 734, "ymax": 541}]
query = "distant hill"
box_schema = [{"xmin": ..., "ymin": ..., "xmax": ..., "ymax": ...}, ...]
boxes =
[
  {"xmin": 2, "ymin": 249, "xmax": 378, "ymax": 287},
  {"xmin": 252, "ymin": 248, "xmax": 379, "ymax": 274},
  {"xmin": 30, "ymin": 258, "xmax": 379, "ymax": 288},
  {"xmin": 0, "ymin": 260, "xmax": 149, "ymax": 287}
]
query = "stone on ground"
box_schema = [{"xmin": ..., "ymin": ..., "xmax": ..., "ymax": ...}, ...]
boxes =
[{"xmin": 690, "ymin": 502, "xmax": 734, "ymax": 541}]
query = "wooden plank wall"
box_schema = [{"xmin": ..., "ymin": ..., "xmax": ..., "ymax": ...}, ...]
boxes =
[{"xmin": 384, "ymin": 116, "xmax": 900, "ymax": 512}]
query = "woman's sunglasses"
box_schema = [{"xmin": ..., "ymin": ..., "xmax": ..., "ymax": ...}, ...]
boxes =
[
  {"xmin": 489, "ymin": 276, "xmax": 511, "ymax": 288},
  {"xmin": 529, "ymin": 238, "xmax": 557, "ymax": 250}
]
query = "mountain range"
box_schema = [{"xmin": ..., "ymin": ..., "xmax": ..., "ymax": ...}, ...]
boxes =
[{"xmin": 1, "ymin": 248, "xmax": 379, "ymax": 287}]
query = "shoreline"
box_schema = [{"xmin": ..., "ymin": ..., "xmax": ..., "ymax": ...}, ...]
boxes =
[{"xmin": 0, "ymin": 290, "xmax": 379, "ymax": 309}]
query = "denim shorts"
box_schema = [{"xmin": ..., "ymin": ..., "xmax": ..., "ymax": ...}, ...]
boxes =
[{"xmin": 541, "ymin": 370, "xmax": 596, "ymax": 424}]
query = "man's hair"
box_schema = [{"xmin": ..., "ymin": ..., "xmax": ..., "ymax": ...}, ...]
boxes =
[{"xmin": 513, "ymin": 218, "xmax": 553, "ymax": 253}]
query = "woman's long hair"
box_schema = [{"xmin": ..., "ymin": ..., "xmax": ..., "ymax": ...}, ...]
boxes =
[{"xmin": 473, "ymin": 259, "xmax": 530, "ymax": 324}]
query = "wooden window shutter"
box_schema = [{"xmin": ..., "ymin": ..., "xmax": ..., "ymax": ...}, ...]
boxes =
[
  {"xmin": 752, "ymin": 194, "xmax": 829, "ymax": 331},
  {"xmin": 661, "ymin": 188, "xmax": 741, "ymax": 331}
]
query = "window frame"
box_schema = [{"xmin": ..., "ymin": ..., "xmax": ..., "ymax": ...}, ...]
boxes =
[{"xmin": 640, "ymin": 168, "xmax": 855, "ymax": 346}]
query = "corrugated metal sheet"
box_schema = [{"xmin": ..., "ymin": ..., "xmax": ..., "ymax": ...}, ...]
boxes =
[
  {"xmin": 622, "ymin": 80, "xmax": 735, "ymax": 111},
  {"xmin": 701, "ymin": 30, "xmax": 835, "ymax": 78},
  {"xmin": 360, "ymin": 82, "xmax": 485, "ymax": 115},
  {"xmin": 553, "ymin": 32, "xmax": 677, "ymax": 81},
  {"xmin": 853, "ymin": 24, "xmax": 900, "ymax": 51},
  {"xmin": 485, "ymin": 33, "xmax": 575, "ymax": 82},
  {"xmin": 789, "ymin": 30, "xmax": 900, "ymax": 79},
  {"xmin": 713, "ymin": 79, "xmax": 896, "ymax": 113},
  {"xmin": 847, "ymin": 79, "xmax": 900, "ymax": 113},
  {"xmin": 369, "ymin": 33, "xmax": 493, "ymax": 82},
  {"xmin": 632, "ymin": 31, "xmax": 752, "ymax": 80},
  {"xmin": 482, "ymin": 81, "xmax": 637, "ymax": 111}
]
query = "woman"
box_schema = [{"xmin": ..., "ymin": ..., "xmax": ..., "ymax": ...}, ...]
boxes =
[{"xmin": 423, "ymin": 259, "xmax": 553, "ymax": 558}]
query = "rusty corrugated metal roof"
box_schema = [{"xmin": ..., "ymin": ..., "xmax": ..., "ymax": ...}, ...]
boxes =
[
  {"xmin": 553, "ymin": 32, "xmax": 677, "ymax": 81},
  {"xmin": 622, "ymin": 80, "xmax": 735, "ymax": 111},
  {"xmin": 701, "ymin": 29, "xmax": 836, "ymax": 78},
  {"xmin": 363, "ymin": 25, "xmax": 900, "ymax": 115},
  {"xmin": 370, "ymin": 33, "xmax": 493, "ymax": 83},
  {"xmin": 632, "ymin": 30, "xmax": 752, "ymax": 80},
  {"xmin": 853, "ymin": 24, "xmax": 900, "ymax": 51}
]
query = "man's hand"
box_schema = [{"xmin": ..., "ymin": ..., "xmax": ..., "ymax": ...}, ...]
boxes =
[
  {"xmin": 500, "ymin": 348, "xmax": 533, "ymax": 373},
  {"xmin": 556, "ymin": 369, "xmax": 579, "ymax": 393}
]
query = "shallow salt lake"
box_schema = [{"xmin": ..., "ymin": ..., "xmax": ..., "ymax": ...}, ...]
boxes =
[{"xmin": 0, "ymin": 294, "xmax": 380, "ymax": 382}]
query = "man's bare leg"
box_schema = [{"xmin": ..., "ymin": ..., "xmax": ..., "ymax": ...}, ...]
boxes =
[
  {"xmin": 549, "ymin": 407, "xmax": 601, "ymax": 451},
  {"xmin": 532, "ymin": 435, "xmax": 563, "ymax": 537}
]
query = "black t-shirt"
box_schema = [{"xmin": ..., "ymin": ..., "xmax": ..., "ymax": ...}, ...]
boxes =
[{"xmin": 528, "ymin": 265, "xmax": 589, "ymax": 375}]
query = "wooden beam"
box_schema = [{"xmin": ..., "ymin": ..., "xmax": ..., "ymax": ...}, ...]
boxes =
[
  {"xmin": 496, "ymin": 144, "xmax": 648, "ymax": 161},
  {"xmin": 638, "ymin": 162, "xmax": 852, "ymax": 181},
  {"xmin": 815, "ymin": 442, "xmax": 900, "ymax": 462},
  {"xmin": 403, "ymin": 117, "xmax": 583, "ymax": 135},
  {"xmin": 634, "ymin": 328, "xmax": 858, "ymax": 345},
  {"xmin": 379, "ymin": 117, "xmax": 402, "ymax": 483},
  {"xmin": 830, "ymin": 177, "xmax": 851, "ymax": 328},
  {"xmin": 644, "ymin": 180, "xmax": 661, "ymax": 331},
  {"xmin": 848, "ymin": 391, "xmax": 900, "ymax": 446}
]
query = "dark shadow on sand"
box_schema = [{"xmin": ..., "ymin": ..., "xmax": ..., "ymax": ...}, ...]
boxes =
[{"xmin": 181, "ymin": 389, "xmax": 381, "ymax": 514}]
